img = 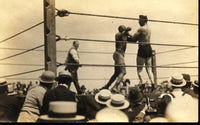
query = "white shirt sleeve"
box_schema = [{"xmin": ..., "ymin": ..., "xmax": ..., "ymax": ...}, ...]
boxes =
[{"xmin": 70, "ymin": 49, "xmax": 80, "ymax": 63}]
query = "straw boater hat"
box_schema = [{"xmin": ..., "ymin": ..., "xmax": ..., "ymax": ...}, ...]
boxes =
[
  {"xmin": 192, "ymin": 80, "xmax": 198, "ymax": 87},
  {"xmin": 106, "ymin": 94, "xmax": 130, "ymax": 110},
  {"xmin": 0, "ymin": 78, "xmax": 9, "ymax": 87},
  {"xmin": 39, "ymin": 101, "xmax": 85, "ymax": 121},
  {"xmin": 7, "ymin": 83, "xmax": 17, "ymax": 96},
  {"xmin": 95, "ymin": 89, "xmax": 112, "ymax": 105},
  {"xmin": 39, "ymin": 71, "xmax": 56, "ymax": 83},
  {"xmin": 89, "ymin": 107, "xmax": 129, "ymax": 122},
  {"xmin": 168, "ymin": 73, "xmax": 186, "ymax": 87},
  {"xmin": 0, "ymin": 78, "xmax": 17, "ymax": 96},
  {"xmin": 158, "ymin": 93, "xmax": 174, "ymax": 102}
]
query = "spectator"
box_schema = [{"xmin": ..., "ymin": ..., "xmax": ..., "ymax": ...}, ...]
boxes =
[
  {"xmin": 182, "ymin": 73, "xmax": 192, "ymax": 90},
  {"xmin": 168, "ymin": 73, "xmax": 192, "ymax": 99},
  {"xmin": 0, "ymin": 78, "xmax": 23, "ymax": 122},
  {"xmin": 26, "ymin": 81, "xmax": 33, "ymax": 92},
  {"xmin": 132, "ymin": 104, "xmax": 148, "ymax": 123},
  {"xmin": 165, "ymin": 95, "xmax": 198, "ymax": 122},
  {"xmin": 75, "ymin": 89, "xmax": 107, "ymax": 120},
  {"xmin": 125, "ymin": 87, "xmax": 145, "ymax": 122},
  {"xmin": 155, "ymin": 93, "xmax": 173, "ymax": 117},
  {"xmin": 65, "ymin": 40, "xmax": 83, "ymax": 94},
  {"xmin": 40, "ymin": 71, "xmax": 76, "ymax": 115},
  {"xmin": 183, "ymin": 79, "xmax": 198, "ymax": 99},
  {"xmin": 17, "ymin": 71, "xmax": 55, "ymax": 122},
  {"xmin": 192, "ymin": 80, "xmax": 198, "ymax": 95},
  {"xmin": 16, "ymin": 82, "xmax": 21, "ymax": 91}
]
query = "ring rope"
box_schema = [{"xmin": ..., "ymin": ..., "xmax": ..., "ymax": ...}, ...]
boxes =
[
  {"xmin": 6, "ymin": 74, "xmax": 199, "ymax": 81},
  {"xmin": 60, "ymin": 37, "xmax": 198, "ymax": 48},
  {"xmin": 0, "ymin": 47, "xmax": 137, "ymax": 55},
  {"xmin": 0, "ymin": 44, "xmax": 44, "ymax": 62},
  {"xmin": 0, "ymin": 21, "xmax": 44, "ymax": 44},
  {"xmin": 55, "ymin": 9, "xmax": 198, "ymax": 26},
  {"xmin": 0, "ymin": 63, "xmax": 44, "ymax": 66},
  {"xmin": 57, "ymin": 62, "xmax": 198, "ymax": 69},
  {"xmin": 0, "ymin": 60, "xmax": 198, "ymax": 67},
  {"xmin": 0, "ymin": 62, "xmax": 197, "ymax": 79},
  {"xmin": 156, "ymin": 47, "xmax": 197, "ymax": 55},
  {"xmin": 160, "ymin": 61, "xmax": 198, "ymax": 66}
]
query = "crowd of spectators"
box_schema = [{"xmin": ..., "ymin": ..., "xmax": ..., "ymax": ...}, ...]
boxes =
[{"xmin": 0, "ymin": 71, "xmax": 198, "ymax": 123}]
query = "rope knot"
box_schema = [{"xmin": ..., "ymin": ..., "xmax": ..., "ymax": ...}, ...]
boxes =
[{"xmin": 57, "ymin": 9, "xmax": 70, "ymax": 17}]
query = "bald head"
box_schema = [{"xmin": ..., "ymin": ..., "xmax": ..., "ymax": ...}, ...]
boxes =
[{"xmin": 73, "ymin": 41, "xmax": 79, "ymax": 49}]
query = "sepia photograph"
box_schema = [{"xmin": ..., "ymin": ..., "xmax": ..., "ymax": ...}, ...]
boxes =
[{"xmin": 0, "ymin": 0, "xmax": 198, "ymax": 123}]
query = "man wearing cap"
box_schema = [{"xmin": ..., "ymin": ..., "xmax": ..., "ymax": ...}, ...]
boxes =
[
  {"xmin": 128, "ymin": 15, "xmax": 155, "ymax": 92},
  {"xmin": 17, "ymin": 71, "xmax": 55, "ymax": 122},
  {"xmin": 100, "ymin": 25, "xmax": 132, "ymax": 92},
  {"xmin": 40, "ymin": 71, "xmax": 76, "ymax": 116},
  {"xmin": 65, "ymin": 41, "xmax": 82, "ymax": 94},
  {"xmin": 0, "ymin": 79, "xmax": 23, "ymax": 122}
]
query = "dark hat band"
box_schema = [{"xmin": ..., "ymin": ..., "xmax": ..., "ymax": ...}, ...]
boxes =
[
  {"xmin": 171, "ymin": 79, "xmax": 183, "ymax": 85},
  {"xmin": 0, "ymin": 81, "xmax": 7, "ymax": 86},
  {"xmin": 98, "ymin": 96, "xmax": 109, "ymax": 102},
  {"xmin": 111, "ymin": 101, "xmax": 124, "ymax": 107},
  {"xmin": 48, "ymin": 111, "xmax": 76, "ymax": 118}
]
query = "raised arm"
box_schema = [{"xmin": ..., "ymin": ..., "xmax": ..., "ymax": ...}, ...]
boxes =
[{"xmin": 128, "ymin": 28, "xmax": 143, "ymax": 43}]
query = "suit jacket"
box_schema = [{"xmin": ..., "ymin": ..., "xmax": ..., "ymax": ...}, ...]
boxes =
[{"xmin": 40, "ymin": 85, "xmax": 76, "ymax": 115}]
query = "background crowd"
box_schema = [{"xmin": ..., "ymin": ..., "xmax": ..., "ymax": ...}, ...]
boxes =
[{"xmin": 0, "ymin": 70, "xmax": 198, "ymax": 123}]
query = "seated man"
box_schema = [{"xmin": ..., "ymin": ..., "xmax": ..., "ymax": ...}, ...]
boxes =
[
  {"xmin": 40, "ymin": 71, "xmax": 76, "ymax": 115},
  {"xmin": 17, "ymin": 71, "xmax": 55, "ymax": 122},
  {"xmin": 0, "ymin": 79, "xmax": 23, "ymax": 122}
]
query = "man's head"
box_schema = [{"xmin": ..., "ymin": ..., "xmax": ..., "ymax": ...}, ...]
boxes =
[
  {"xmin": 139, "ymin": 15, "xmax": 148, "ymax": 26},
  {"xmin": 56, "ymin": 71, "xmax": 72, "ymax": 87},
  {"xmin": 39, "ymin": 71, "xmax": 56, "ymax": 88},
  {"xmin": 73, "ymin": 41, "xmax": 79, "ymax": 49},
  {"xmin": 118, "ymin": 25, "xmax": 126, "ymax": 33}
]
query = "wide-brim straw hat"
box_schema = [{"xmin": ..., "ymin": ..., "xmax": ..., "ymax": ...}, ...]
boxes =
[
  {"xmin": 7, "ymin": 91, "xmax": 18, "ymax": 96},
  {"xmin": 39, "ymin": 71, "xmax": 56, "ymax": 83},
  {"xmin": 168, "ymin": 73, "xmax": 186, "ymax": 87},
  {"xmin": 0, "ymin": 78, "xmax": 9, "ymax": 87},
  {"xmin": 39, "ymin": 115, "xmax": 85, "ymax": 121},
  {"xmin": 158, "ymin": 93, "xmax": 174, "ymax": 102},
  {"xmin": 95, "ymin": 107, "xmax": 129, "ymax": 122},
  {"xmin": 39, "ymin": 101, "xmax": 85, "ymax": 121},
  {"xmin": 95, "ymin": 89, "xmax": 112, "ymax": 105},
  {"xmin": 192, "ymin": 80, "xmax": 198, "ymax": 87},
  {"xmin": 106, "ymin": 94, "xmax": 130, "ymax": 110}
]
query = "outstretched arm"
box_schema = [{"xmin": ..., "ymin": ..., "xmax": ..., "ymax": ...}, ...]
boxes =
[{"xmin": 128, "ymin": 28, "xmax": 143, "ymax": 43}]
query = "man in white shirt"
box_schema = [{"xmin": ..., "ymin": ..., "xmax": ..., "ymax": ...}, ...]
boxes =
[{"xmin": 65, "ymin": 41, "xmax": 82, "ymax": 94}]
